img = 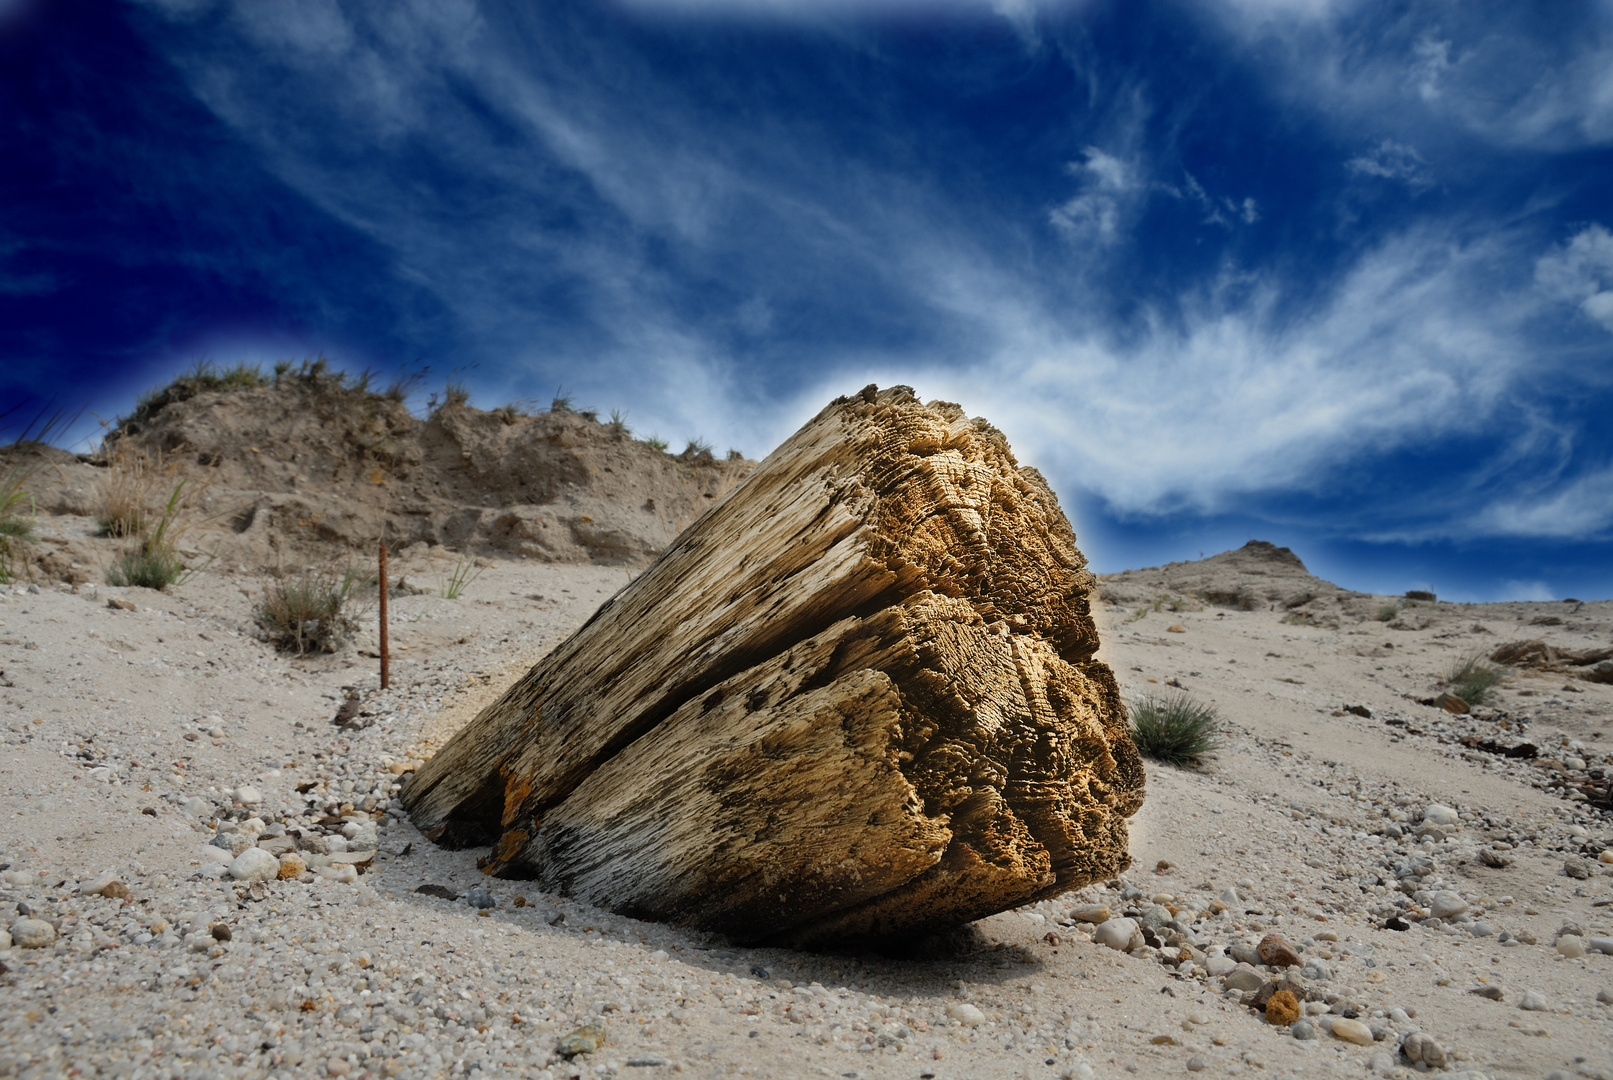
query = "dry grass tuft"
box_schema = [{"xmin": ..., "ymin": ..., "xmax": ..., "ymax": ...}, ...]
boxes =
[
  {"xmin": 256, "ymin": 564, "xmax": 372, "ymax": 654},
  {"xmin": 1, "ymin": 410, "xmax": 69, "ymax": 583}
]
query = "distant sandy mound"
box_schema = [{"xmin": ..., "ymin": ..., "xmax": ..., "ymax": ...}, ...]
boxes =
[
  {"xmin": 11, "ymin": 364, "xmax": 752, "ymax": 578},
  {"xmin": 1098, "ymin": 540, "xmax": 1355, "ymax": 625}
]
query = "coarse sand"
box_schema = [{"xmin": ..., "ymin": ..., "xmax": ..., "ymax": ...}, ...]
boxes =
[{"xmin": 2, "ymin": 526, "xmax": 1612, "ymax": 1080}]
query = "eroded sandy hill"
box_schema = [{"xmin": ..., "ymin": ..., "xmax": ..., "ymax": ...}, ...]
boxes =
[{"xmin": 7, "ymin": 369, "xmax": 753, "ymax": 581}]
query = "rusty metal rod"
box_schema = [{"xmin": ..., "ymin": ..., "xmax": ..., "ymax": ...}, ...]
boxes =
[{"xmin": 378, "ymin": 540, "xmax": 390, "ymax": 690}]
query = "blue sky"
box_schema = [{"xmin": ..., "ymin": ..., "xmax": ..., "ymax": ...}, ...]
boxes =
[{"xmin": 4, "ymin": 0, "xmax": 1613, "ymax": 600}]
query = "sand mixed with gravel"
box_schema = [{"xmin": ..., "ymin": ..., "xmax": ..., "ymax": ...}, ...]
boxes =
[{"xmin": 2, "ymin": 520, "xmax": 1612, "ymax": 1080}]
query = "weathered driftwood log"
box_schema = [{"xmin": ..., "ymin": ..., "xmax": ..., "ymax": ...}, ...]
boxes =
[{"xmin": 402, "ymin": 385, "xmax": 1144, "ymax": 946}]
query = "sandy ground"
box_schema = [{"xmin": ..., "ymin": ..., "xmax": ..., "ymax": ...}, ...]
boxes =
[{"xmin": 2, "ymin": 519, "xmax": 1612, "ymax": 1080}]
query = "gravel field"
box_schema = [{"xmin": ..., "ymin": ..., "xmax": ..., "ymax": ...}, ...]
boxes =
[{"xmin": 3, "ymin": 529, "xmax": 1613, "ymax": 1080}]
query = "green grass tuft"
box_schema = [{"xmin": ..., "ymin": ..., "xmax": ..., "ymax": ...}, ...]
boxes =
[
  {"xmin": 1129, "ymin": 691, "xmax": 1222, "ymax": 768},
  {"xmin": 1446, "ymin": 653, "xmax": 1505, "ymax": 705},
  {"xmin": 1374, "ymin": 602, "xmax": 1401, "ymax": 622},
  {"xmin": 103, "ymin": 477, "xmax": 202, "ymax": 591},
  {"xmin": 106, "ymin": 544, "xmax": 185, "ymax": 590},
  {"xmin": 437, "ymin": 553, "xmax": 485, "ymax": 600}
]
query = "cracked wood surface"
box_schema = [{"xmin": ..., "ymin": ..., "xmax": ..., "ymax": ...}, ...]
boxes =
[{"xmin": 401, "ymin": 385, "xmax": 1144, "ymax": 945}]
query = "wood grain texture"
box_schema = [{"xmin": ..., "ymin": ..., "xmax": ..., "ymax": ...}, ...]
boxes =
[{"xmin": 401, "ymin": 385, "xmax": 1144, "ymax": 945}]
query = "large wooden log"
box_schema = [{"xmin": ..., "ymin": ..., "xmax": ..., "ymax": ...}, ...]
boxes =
[{"xmin": 402, "ymin": 385, "xmax": 1144, "ymax": 946}]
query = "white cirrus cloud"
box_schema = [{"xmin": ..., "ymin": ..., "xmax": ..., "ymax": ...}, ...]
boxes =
[
  {"xmin": 1048, "ymin": 147, "xmax": 1138, "ymax": 245},
  {"xmin": 1202, "ymin": 1, "xmax": 1613, "ymax": 152},
  {"xmin": 1346, "ymin": 139, "xmax": 1433, "ymax": 191},
  {"xmin": 1536, "ymin": 224, "xmax": 1613, "ymax": 334}
]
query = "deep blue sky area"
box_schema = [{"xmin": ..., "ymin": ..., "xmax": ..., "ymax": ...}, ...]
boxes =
[{"xmin": 4, "ymin": 0, "xmax": 1613, "ymax": 600}]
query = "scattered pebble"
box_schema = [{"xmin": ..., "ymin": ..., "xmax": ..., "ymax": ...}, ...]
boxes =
[
  {"xmin": 1223, "ymin": 968, "xmax": 1265, "ymax": 993},
  {"xmin": 555, "ymin": 1023, "xmax": 607, "ymax": 1057},
  {"xmin": 228, "ymin": 847, "xmax": 280, "ymax": 882},
  {"xmin": 1255, "ymin": 933, "xmax": 1300, "ymax": 967},
  {"xmin": 1422, "ymin": 803, "xmax": 1460, "ymax": 826},
  {"xmin": 9, "ymin": 918, "xmax": 56, "ymax": 949},
  {"xmin": 1519, "ymin": 990, "xmax": 1549, "ymax": 1012},
  {"xmin": 1428, "ymin": 891, "xmax": 1468, "ymax": 919},
  {"xmin": 1400, "ymin": 1031, "xmax": 1447, "ymax": 1068},
  {"xmin": 1328, "ymin": 1018, "xmax": 1373, "ymax": 1045},
  {"xmin": 1093, "ymin": 917, "xmax": 1139, "ymax": 952}
]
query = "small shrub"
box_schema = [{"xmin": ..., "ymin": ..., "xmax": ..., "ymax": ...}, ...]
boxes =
[
  {"xmin": 437, "ymin": 553, "xmax": 485, "ymax": 600},
  {"xmin": 444, "ymin": 381, "xmax": 470, "ymax": 408},
  {"xmin": 1374, "ymin": 602, "xmax": 1400, "ymax": 622},
  {"xmin": 680, "ymin": 439, "xmax": 714, "ymax": 462},
  {"xmin": 643, "ymin": 434, "xmax": 669, "ymax": 452},
  {"xmin": 257, "ymin": 566, "xmax": 360, "ymax": 654},
  {"xmin": 607, "ymin": 409, "xmax": 631, "ymax": 438},
  {"xmin": 549, "ymin": 392, "xmax": 574, "ymax": 415},
  {"xmin": 1447, "ymin": 653, "xmax": 1505, "ymax": 705},
  {"xmin": 1129, "ymin": 692, "xmax": 1222, "ymax": 767},
  {"xmin": 103, "ymin": 477, "xmax": 203, "ymax": 591},
  {"xmin": 107, "ymin": 544, "xmax": 184, "ymax": 589},
  {"xmin": 727, "ymin": 448, "xmax": 744, "ymax": 461}
]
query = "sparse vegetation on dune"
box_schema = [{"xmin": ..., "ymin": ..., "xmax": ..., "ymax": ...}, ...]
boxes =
[
  {"xmin": 104, "ymin": 477, "xmax": 204, "ymax": 591},
  {"xmin": 0, "ymin": 410, "xmax": 68, "ymax": 583}
]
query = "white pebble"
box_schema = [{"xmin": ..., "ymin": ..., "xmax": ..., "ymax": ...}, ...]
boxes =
[
  {"xmin": 1422, "ymin": 804, "xmax": 1460, "ymax": 826},
  {"xmin": 1093, "ymin": 917, "xmax": 1139, "ymax": 952},
  {"xmin": 1557, "ymin": 936, "xmax": 1588, "ymax": 959},
  {"xmin": 234, "ymin": 785, "xmax": 263, "ymax": 806},
  {"xmin": 1428, "ymin": 891, "xmax": 1468, "ymax": 919},
  {"xmin": 946, "ymin": 1002, "xmax": 986, "ymax": 1026},
  {"xmin": 1519, "ymin": 990, "xmax": 1549, "ymax": 1012},
  {"xmin": 1329, "ymin": 1018, "xmax": 1373, "ymax": 1045},
  {"xmin": 83, "ymin": 869, "xmax": 125, "ymax": 896},
  {"xmin": 228, "ymin": 847, "xmax": 280, "ymax": 882},
  {"xmin": 10, "ymin": 918, "xmax": 56, "ymax": 949}
]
